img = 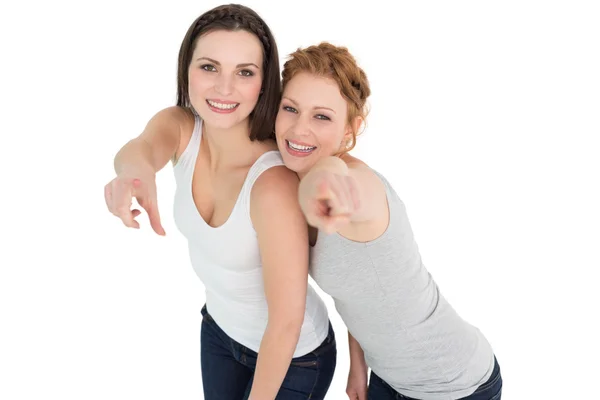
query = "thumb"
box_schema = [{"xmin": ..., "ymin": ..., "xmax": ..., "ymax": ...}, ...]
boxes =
[{"xmin": 346, "ymin": 388, "xmax": 358, "ymax": 400}]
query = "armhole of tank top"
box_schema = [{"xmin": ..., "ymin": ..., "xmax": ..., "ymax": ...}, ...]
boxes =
[
  {"xmin": 370, "ymin": 169, "xmax": 415, "ymax": 248},
  {"xmin": 372, "ymin": 169, "xmax": 399, "ymax": 213},
  {"xmin": 377, "ymin": 168, "xmax": 399, "ymax": 213},
  {"xmin": 335, "ymin": 168, "xmax": 395, "ymax": 245},
  {"xmin": 371, "ymin": 169, "xmax": 393, "ymax": 196},
  {"xmin": 243, "ymin": 151, "xmax": 285, "ymax": 230},
  {"xmin": 173, "ymin": 114, "xmax": 202, "ymax": 169}
]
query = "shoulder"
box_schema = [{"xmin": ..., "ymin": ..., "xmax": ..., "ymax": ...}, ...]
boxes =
[
  {"xmin": 251, "ymin": 165, "xmax": 300, "ymax": 205},
  {"xmin": 249, "ymin": 165, "xmax": 307, "ymax": 246},
  {"xmin": 338, "ymin": 154, "xmax": 390, "ymax": 229},
  {"xmin": 343, "ymin": 155, "xmax": 386, "ymax": 193},
  {"xmin": 248, "ymin": 165, "xmax": 307, "ymax": 252},
  {"xmin": 166, "ymin": 106, "xmax": 196, "ymax": 138},
  {"xmin": 142, "ymin": 105, "xmax": 195, "ymax": 145},
  {"xmin": 250, "ymin": 165, "xmax": 303, "ymax": 224},
  {"xmin": 157, "ymin": 106, "xmax": 195, "ymax": 161},
  {"xmin": 135, "ymin": 106, "xmax": 196, "ymax": 164},
  {"xmin": 148, "ymin": 106, "xmax": 195, "ymax": 130}
]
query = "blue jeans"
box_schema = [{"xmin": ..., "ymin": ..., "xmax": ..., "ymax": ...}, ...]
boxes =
[
  {"xmin": 200, "ymin": 305, "xmax": 337, "ymax": 400},
  {"xmin": 368, "ymin": 356, "xmax": 502, "ymax": 400}
]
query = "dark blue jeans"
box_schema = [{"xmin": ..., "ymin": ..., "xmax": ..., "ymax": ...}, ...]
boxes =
[
  {"xmin": 368, "ymin": 356, "xmax": 502, "ymax": 400},
  {"xmin": 200, "ymin": 305, "xmax": 337, "ymax": 400}
]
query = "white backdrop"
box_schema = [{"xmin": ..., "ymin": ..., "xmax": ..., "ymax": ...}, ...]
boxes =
[{"xmin": 1, "ymin": 0, "xmax": 599, "ymax": 399}]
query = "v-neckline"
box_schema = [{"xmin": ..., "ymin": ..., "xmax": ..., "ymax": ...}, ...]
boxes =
[{"xmin": 189, "ymin": 121, "xmax": 278, "ymax": 230}]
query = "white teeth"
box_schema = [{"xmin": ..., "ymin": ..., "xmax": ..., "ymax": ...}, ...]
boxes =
[
  {"xmin": 207, "ymin": 100, "xmax": 239, "ymax": 109},
  {"xmin": 287, "ymin": 140, "xmax": 316, "ymax": 152}
]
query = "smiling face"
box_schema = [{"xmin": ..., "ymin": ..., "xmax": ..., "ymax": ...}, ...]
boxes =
[
  {"xmin": 275, "ymin": 72, "xmax": 353, "ymax": 175},
  {"xmin": 188, "ymin": 29, "xmax": 264, "ymax": 130}
]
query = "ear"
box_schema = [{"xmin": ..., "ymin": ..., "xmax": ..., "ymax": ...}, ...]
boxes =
[
  {"xmin": 344, "ymin": 116, "xmax": 363, "ymax": 143},
  {"xmin": 352, "ymin": 116, "xmax": 364, "ymax": 134}
]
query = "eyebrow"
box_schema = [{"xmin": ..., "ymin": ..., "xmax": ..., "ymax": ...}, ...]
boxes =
[
  {"xmin": 282, "ymin": 96, "xmax": 336, "ymax": 114},
  {"xmin": 196, "ymin": 56, "xmax": 259, "ymax": 69}
]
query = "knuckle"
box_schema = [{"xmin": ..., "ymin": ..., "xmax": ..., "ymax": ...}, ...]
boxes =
[{"xmin": 116, "ymin": 205, "xmax": 129, "ymax": 214}]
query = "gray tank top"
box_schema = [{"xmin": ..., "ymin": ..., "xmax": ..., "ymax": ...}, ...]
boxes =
[{"xmin": 309, "ymin": 170, "xmax": 495, "ymax": 400}]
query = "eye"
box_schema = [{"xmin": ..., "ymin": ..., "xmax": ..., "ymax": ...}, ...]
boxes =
[
  {"xmin": 238, "ymin": 69, "xmax": 254, "ymax": 77},
  {"xmin": 282, "ymin": 105, "xmax": 298, "ymax": 113},
  {"xmin": 200, "ymin": 64, "xmax": 217, "ymax": 72},
  {"xmin": 315, "ymin": 114, "xmax": 331, "ymax": 121}
]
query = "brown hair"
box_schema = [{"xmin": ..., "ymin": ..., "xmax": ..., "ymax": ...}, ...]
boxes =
[
  {"xmin": 176, "ymin": 4, "xmax": 281, "ymax": 141},
  {"xmin": 281, "ymin": 42, "xmax": 371, "ymax": 152}
]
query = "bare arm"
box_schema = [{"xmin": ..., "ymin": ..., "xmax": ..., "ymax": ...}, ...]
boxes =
[
  {"xmin": 106, "ymin": 106, "xmax": 192, "ymax": 234},
  {"xmin": 348, "ymin": 331, "xmax": 367, "ymax": 371},
  {"xmin": 248, "ymin": 166, "xmax": 310, "ymax": 400},
  {"xmin": 346, "ymin": 331, "xmax": 369, "ymax": 400},
  {"xmin": 300, "ymin": 156, "xmax": 386, "ymax": 224},
  {"xmin": 114, "ymin": 106, "xmax": 191, "ymax": 177}
]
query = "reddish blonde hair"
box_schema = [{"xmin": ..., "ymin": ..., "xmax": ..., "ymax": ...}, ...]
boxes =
[{"xmin": 281, "ymin": 42, "xmax": 371, "ymax": 152}]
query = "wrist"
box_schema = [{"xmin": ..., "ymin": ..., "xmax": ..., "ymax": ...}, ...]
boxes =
[
  {"xmin": 349, "ymin": 356, "xmax": 368, "ymax": 373},
  {"xmin": 115, "ymin": 162, "xmax": 155, "ymax": 179}
]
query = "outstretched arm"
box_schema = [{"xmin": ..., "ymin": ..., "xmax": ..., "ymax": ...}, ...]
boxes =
[
  {"xmin": 105, "ymin": 106, "xmax": 192, "ymax": 234},
  {"xmin": 298, "ymin": 155, "xmax": 387, "ymax": 233}
]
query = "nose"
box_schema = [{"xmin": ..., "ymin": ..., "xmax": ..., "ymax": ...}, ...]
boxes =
[
  {"xmin": 215, "ymin": 73, "xmax": 234, "ymax": 96},
  {"xmin": 291, "ymin": 114, "xmax": 313, "ymax": 136}
]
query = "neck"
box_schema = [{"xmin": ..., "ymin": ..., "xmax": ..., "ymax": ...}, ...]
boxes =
[
  {"xmin": 203, "ymin": 119, "xmax": 255, "ymax": 171},
  {"xmin": 297, "ymin": 170, "xmax": 309, "ymax": 180}
]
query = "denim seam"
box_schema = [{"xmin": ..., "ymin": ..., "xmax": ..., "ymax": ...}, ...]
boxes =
[
  {"xmin": 474, "ymin": 372, "xmax": 500, "ymax": 393},
  {"xmin": 306, "ymin": 360, "xmax": 321, "ymax": 400}
]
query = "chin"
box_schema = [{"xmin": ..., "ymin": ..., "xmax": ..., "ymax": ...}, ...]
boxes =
[
  {"xmin": 209, "ymin": 118, "xmax": 239, "ymax": 129},
  {"xmin": 280, "ymin": 154, "xmax": 314, "ymax": 176}
]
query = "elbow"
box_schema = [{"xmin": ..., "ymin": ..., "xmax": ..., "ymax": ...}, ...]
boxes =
[{"xmin": 268, "ymin": 311, "xmax": 305, "ymax": 338}]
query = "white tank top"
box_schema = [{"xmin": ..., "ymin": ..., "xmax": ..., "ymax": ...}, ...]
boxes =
[{"xmin": 172, "ymin": 115, "xmax": 329, "ymax": 357}]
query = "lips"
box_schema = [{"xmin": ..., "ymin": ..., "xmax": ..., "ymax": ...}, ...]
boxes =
[
  {"xmin": 285, "ymin": 139, "xmax": 317, "ymax": 157},
  {"xmin": 287, "ymin": 140, "xmax": 316, "ymax": 152},
  {"xmin": 206, "ymin": 99, "xmax": 240, "ymax": 113}
]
